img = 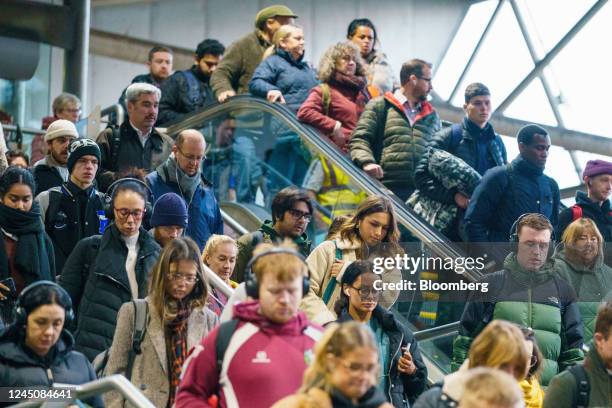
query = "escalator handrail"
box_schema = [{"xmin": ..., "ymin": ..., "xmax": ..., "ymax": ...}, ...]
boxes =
[
  {"xmin": 413, "ymin": 321, "xmax": 461, "ymax": 342},
  {"xmin": 165, "ymin": 95, "xmax": 485, "ymax": 282},
  {"xmin": 220, "ymin": 208, "xmax": 249, "ymax": 236}
]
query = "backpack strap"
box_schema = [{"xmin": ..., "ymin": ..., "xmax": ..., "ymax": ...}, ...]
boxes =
[
  {"xmin": 569, "ymin": 364, "xmax": 590, "ymax": 408},
  {"xmin": 215, "ymin": 318, "xmax": 241, "ymax": 375},
  {"xmin": 322, "ymin": 240, "xmax": 343, "ymax": 304},
  {"xmin": 571, "ymin": 204, "xmax": 583, "ymax": 221},
  {"xmin": 179, "ymin": 70, "xmax": 203, "ymax": 107},
  {"xmin": 109, "ymin": 126, "xmax": 121, "ymax": 172},
  {"xmin": 44, "ymin": 187, "xmax": 65, "ymax": 231},
  {"xmin": 126, "ymin": 299, "xmax": 149, "ymax": 381},
  {"xmin": 320, "ymin": 84, "xmax": 332, "ymax": 117},
  {"xmin": 449, "ymin": 123, "xmax": 463, "ymax": 153}
]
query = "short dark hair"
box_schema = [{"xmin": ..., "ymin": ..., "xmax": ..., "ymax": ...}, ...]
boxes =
[
  {"xmin": 20, "ymin": 283, "xmax": 72, "ymax": 323},
  {"xmin": 0, "ymin": 167, "xmax": 35, "ymax": 198},
  {"xmin": 517, "ymin": 124, "xmax": 548, "ymax": 145},
  {"xmin": 464, "ymin": 82, "xmax": 490, "ymax": 104},
  {"xmin": 334, "ymin": 260, "xmax": 375, "ymax": 315},
  {"xmin": 400, "ymin": 58, "xmax": 432, "ymax": 85},
  {"xmin": 6, "ymin": 150, "xmax": 29, "ymax": 166},
  {"xmin": 346, "ymin": 18, "xmax": 377, "ymax": 44},
  {"xmin": 148, "ymin": 46, "xmax": 173, "ymax": 62},
  {"xmin": 196, "ymin": 39, "xmax": 225, "ymax": 60},
  {"xmin": 271, "ymin": 187, "xmax": 313, "ymax": 224},
  {"xmin": 595, "ymin": 301, "xmax": 612, "ymax": 339}
]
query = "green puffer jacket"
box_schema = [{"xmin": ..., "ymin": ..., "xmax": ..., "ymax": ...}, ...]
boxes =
[
  {"xmin": 553, "ymin": 248, "xmax": 612, "ymax": 340},
  {"xmin": 452, "ymin": 254, "xmax": 584, "ymax": 385},
  {"xmin": 349, "ymin": 93, "xmax": 441, "ymax": 193},
  {"xmin": 210, "ymin": 30, "xmax": 271, "ymax": 97}
]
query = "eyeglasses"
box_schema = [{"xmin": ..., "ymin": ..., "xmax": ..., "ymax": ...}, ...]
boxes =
[
  {"xmin": 114, "ymin": 208, "xmax": 146, "ymax": 220},
  {"xmin": 167, "ymin": 272, "xmax": 200, "ymax": 284},
  {"xmin": 417, "ymin": 76, "xmax": 432, "ymax": 83},
  {"xmin": 287, "ymin": 209, "xmax": 312, "ymax": 222},
  {"xmin": 177, "ymin": 148, "xmax": 205, "ymax": 163},
  {"xmin": 62, "ymin": 108, "xmax": 82, "ymax": 114},
  {"xmin": 338, "ymin": 359, "xmax": 378, "ymax": 374},
  {"xmin": 350, "ymin": 285, "xmax": 381, "ymax": 300}
]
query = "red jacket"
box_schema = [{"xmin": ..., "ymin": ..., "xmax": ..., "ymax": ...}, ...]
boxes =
[
  {"xmin": 297, "ymin": 83, "xmax": 367, "ymax": 152},
  {"xmin": 175, "ymin": 301, "xmax": 322, "ymax": 408}
]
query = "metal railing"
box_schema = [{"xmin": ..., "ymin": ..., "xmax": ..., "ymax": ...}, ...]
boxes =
[
  {"xmin": 9, "ymin": 375, "xmax": 155, "ymax": 408},
  {"xmin": 203, "ymin": 263, "xmax": 234, "ymax": 298},
  {"xmin": 220, "ymin": 208, "xmax": 249, "ymax": 236}
]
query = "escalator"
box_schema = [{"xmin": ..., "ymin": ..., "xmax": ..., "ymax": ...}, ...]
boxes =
[{"xmin": 161, "ymin": 95, "xmax": 485, "ymax": 382}]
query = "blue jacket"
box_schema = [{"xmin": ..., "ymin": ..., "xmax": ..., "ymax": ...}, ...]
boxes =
[
  {"xmin": 146, "ymin": 170, "xmax": 223, "ymax": 250},
  {"xmin": 464, "ymin": 155, "xmax": 560, "ymax": 243},
  {"xmin": 249, "ymin": 49, "xmax": 318, "ymax": 113}
]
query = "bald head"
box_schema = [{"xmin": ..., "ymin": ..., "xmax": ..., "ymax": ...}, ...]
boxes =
[{"xmin": 173, "ymin": 129, "xmax": 206, "ymax": 176}]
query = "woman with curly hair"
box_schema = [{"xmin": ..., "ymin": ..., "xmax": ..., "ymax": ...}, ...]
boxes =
[{"xmin": 297, "ymin": 42, "xmax": 368, "ymax": 153}]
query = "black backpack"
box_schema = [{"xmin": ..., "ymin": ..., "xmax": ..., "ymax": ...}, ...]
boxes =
[{"xmin": 569, "ymin": 364, "xmax": 590, "ymax": 408}]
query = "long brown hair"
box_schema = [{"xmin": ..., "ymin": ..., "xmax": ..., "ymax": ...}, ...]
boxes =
[{"xmin": 149, "ymin": 237, "xmax": 208, "ymax": 322}]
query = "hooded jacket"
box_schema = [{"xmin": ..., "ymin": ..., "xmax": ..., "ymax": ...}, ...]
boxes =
[
  {"xmin": 175, "ymin": 301, "xmax": 323, "ymax": 408},
  {"xmin": 249, "ymin": 49, "xmax": 318, "ymax": 113},
  {"xmin": 553, "ymin": 247, "xmax": 612, "ymax": 339},
  {"xmin": 33, "ymin": 156, "xmax": 69, "ymax": 196},
  {"xmin": 0, "ymin": 327, "xmax": 103, "ymax": 407},
  {"xmin": 557, "ymin": 190, "xmax": 612, "ymax": 245},
  {"xmin": 452, "ymin": 253, "xmax": 584, "ymax": 385},
  {"xmin": 59, "ymin": 224, "xmax": 161, "ymax": 361},
  {"xmin": 337, "ymin": 306, "xmax": 427, "ymax": 407}
]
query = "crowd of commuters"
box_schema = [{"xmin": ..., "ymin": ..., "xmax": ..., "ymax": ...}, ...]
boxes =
[{"xmin": 1, "ymin": 3, "xmax": 612, "ymax": 408}]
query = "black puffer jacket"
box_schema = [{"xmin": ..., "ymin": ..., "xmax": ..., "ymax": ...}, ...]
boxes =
[
  {"xmin": 0, "ymin": 327, "xmax": 103, "ymax": 407},
  {"xmin": 337, "ymin": 306, "xmax": 427, "ymax": 407},
  {"xmin": 32, "ymin": 161, "xmax": 66, "ymax": 196},
  {"xmin": 157, "ymin": 65, "xmax": 215, "ymax": 126},
  {"xmin": 59, "ymin": 224, "xmax": 160, "ymax": 361},
  {"xmin": 557, "ymin": 190, "xmax": 612, "ymax": 244}
]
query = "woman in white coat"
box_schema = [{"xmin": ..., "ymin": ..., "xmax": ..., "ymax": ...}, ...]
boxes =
[{"xmin": 103, "ymin": 237, "xmax": 219, "ymax": 408}]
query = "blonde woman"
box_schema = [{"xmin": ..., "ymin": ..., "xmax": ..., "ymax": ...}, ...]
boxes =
[
  {"xmin": 297, "ymin": 41, "xmax": 368, "ymax": 153},
  {"xmin": 300, "ymin": 196, "xmax": 402, "ymax": 326},
  {"xmin": 249, "ymin": 24, "xmax": 318, "ymax": 113},
  {"xmin": 103, "ymin": 237, "xmax": 218, "ymax": 408},
  {"xmin": 202, "ymin": 234, "xmax": 239, "ymax": 317},
  {"xmin": 554, "ymin": 217, "xmax": 612, "ymax": 339},
  {"xmin": 273, "ymin": 321, "xmax": 393, "ymax": 408},
  {"xmin": 414, "ymin": 320, "xmax": 529, "ymax": 407}
]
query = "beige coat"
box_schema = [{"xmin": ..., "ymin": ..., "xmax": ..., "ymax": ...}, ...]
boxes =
[
  {"xmin": 103, "ymin": 297, "xmax": 219, "ymax": 408},
  {"xmin": 300, "ymin": 238, "xmax": 402, "ymax": 325}
]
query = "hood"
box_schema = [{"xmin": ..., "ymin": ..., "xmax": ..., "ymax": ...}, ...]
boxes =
[
  {"xmin": 575, "ymin": 190, "xmax": 612, "ymax": 213},
  {"xmin": 233, "ymin": 300, "xmax": 311, "ymax": 336},
  {"xmin": 0, "ymin": 327, "xmax": 75, "ymax": 367},
  {"xmin": 553, "ymin": 245, "xmax": 603, "ymax": 273},
  {"xmin": 259, "ymin": 220, "xmax": 311, "ymax": 249},
  {"xmin": 330, "ymin": 385, "xmax": 388, "ymax": 408},
  {"xmin": 276, "ymin": 48, "xmax": 306, "ymax": 66},
  {"xmin": 504, "ymin": 252, "xmax": 554, "ymax": 286}
]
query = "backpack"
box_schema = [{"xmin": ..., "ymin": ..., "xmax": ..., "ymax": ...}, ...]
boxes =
[
  {"xmin": 449, "ymin": 123, "xmax": 463, "ymax": 152},
  {"xmin": 178, "ymin": 70, "xmax": 204, "ymax": 107},
  {"xmin": 93, "ymin": 299, "xmax": 149, "ymax": 379},
  {"xmin": 569, "ymin": 364, "xmax": 590, "ymax": 408}
]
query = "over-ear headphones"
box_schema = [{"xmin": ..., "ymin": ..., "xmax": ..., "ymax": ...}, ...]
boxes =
[
  {"xmin": 244, "ymin": 248, "xmax": 310, "ymax": 299},
  {"xmin": 509, "ymin": 213, "xmax": 555, "ymax": 258},
  {"xmin": 15, "ymin": 281, "xmax": 74, "ymax": 327},
  {"xmin": 104, "ymin": 178, "xmax": 154, "ymax": 220}
]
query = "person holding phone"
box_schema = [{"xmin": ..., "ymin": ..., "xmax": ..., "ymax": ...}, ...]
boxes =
[{"xmin": 334, "ymin": 260, "xmax": 427, "ymax": 407}]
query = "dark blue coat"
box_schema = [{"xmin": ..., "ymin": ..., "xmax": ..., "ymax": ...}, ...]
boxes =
[
  {"xmin": 146, "ymin": 170, "xmax": 223, "ymax": 250},
  {"xmin": 464, "ymin": 155, "xmax": 560, "ymax": 243},
  {"xmin": 249, "ymin": 49, "xmax": 318, "ymax": 113}
]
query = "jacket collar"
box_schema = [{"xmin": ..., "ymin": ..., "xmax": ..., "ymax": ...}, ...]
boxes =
[
  {"xmin": 259, "ymin": 220, "xmax": 311, "ymax": 249},
  {"xmin": 463, "ymin": 117, "xmax": 495, "ymax": 141},
  {"xmin": 511, "ymin": 155, "xmax": 544, "ymax": 177},
  {"xmin": 276, "ymin": 48, "xmax": 306, "ymax": 66},
  {"xmin": 121, "ymin": 121, "xmax": 164, "ymax": 151},
  {"xmin": 0, "ymin": 327, "xmax": 74, "ymax": 367},
  {"xmin": 384, "ymin": 91, "xmax": 435, "ymax": 123},
  {"xmin": 575, "ymin": 190, "xmax": 611, "ymax": 212},
  {"xmin": 504, "ymin": 252, "xmax": 554, "ymax": 285}
]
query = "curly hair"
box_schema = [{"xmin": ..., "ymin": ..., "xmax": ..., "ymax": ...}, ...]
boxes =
[{"xmin": 317, "ymin": 42, "xmax": 366, "ymax": 84}]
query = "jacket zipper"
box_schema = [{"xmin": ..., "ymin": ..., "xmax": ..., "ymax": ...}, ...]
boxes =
[
  {"xmin": 95, "ymin": 272, "xmax": 131, "ymax": 294},
  {"xmin": 528, "ymin": 274, "xmax": 533, "ymax": 328}
]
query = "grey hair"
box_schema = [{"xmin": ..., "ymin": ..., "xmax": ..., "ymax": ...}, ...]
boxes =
[
  {"xmin": 52, "ymin": 93, "xmax": 81, "ymax": 115},
  {"xmin": 125, "ymin": 82, "xmax": 161, "ymax": 104},
  {"xmin": 317, "ymin": 42, "xmax": 366, "ymax": 84}
]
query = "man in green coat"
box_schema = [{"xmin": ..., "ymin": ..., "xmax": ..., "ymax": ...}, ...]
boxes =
[
  {"xmin": 350, "ymin": 58, "xmax": 441, "ymax": 201},
  {"xmin": 544, "ymin": 301, "xmax": 612, "ymax": 408},
  {"xmin": 210, "ymin": 5, "xmax": 297, "ymax": 102}
]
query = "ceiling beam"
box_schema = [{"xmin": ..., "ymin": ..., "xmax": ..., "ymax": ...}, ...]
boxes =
[{"xmin": 92, "ymin": 0, "xmax": 154, "ymax": 7}]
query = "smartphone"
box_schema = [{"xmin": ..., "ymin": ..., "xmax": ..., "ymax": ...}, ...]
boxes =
[{"xmin": 0, "ymin": 278, "xmax": 17, "ymax": 299}]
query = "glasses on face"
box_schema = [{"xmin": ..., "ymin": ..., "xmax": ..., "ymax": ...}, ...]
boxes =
[
  {"xmin": 350, "ymin": 285, "xmax": 381, "ymax": 300},
  {"xmin": 287, "ymin": 209, "xmax": 312, "ymax": 222},
  {"xmin": 177, "ymin": 148, "xmax": 205, "ymax": 163},
  {"xmin": 114, "ymin": 208, "xmax": 146, "ymax": 220},
  {"xmin": 417, "ymin": 76, "xmax": 432, "ymax": 83},
  {"xmin": 167, "ymin": 272, "xmax": 200, "ymax": 284},
  {"xmin": 62, "ymin": 108, "xmax": 82, "ymax": 114},
  {"xmin": 339, "ymin": 359, "xmax": 378, "ymax": 374}
]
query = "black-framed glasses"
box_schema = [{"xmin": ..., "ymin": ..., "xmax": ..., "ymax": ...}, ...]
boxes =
[
  {"xmin": 167, "ymin": 272, "xmax": 200, "ymax": 284},
  {"xmin": 417, "ymin": 76, "xmax": 432, "ymax": 83},
  {"xmin": 287, "ymin": 209, "xmax": 312, "ymax": 222},
  {"xmin": 350, "ymin": 285, "xmax": 381, "ymax": 300},
  {"xmin": 114, "ymin": 208, "xmax": 146, "ymax": 220},
  {"xmin": 177, "ymin": 147, "xmax": 205, "ymax": 163}
]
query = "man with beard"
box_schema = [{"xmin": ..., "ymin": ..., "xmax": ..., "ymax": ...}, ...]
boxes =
[
  {"xmin": 33, "ymin": 119, "xmax": 78, "ymax": 195},
  {"xmin": 36, "ymin": 139, "xmax": 105, "ymax": 273},
  {"xmin": 157, "ymin": 39, "xmax": 225, "ymax": 126},
  {"xmin": 96, "ymin": 83, "xmax": 173, "ymax": 192},
  {"xmin": 146, "ymin": 129, "xmax": 223, "ymax": 250},
  {"xmin": 350, "ymin": 58, "xmax": 441, "ymax": 201},
  {"xmin": 233, "ymin": 187, "xmax": 313, "ymax": 283}
]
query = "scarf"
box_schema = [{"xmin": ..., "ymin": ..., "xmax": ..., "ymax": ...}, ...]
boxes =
[
  {"xmin": 0, "ymin": 202, "xmax": 51, "ymax": 284},
  {"xmin": 330, "ymin": 71, "xmax": 367, "ymax": 93},
  {"xmin": 157, "ymin": 156, "xmax": 200, "ymax": 205},
  {"xmin": 165, "ymin": 301, "xmax": 191, "ymax": 407}
]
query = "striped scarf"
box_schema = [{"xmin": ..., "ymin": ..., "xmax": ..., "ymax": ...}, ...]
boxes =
[{"xmin": 166, "ymin": 303, "xmax": 191, "ymax": 407}]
